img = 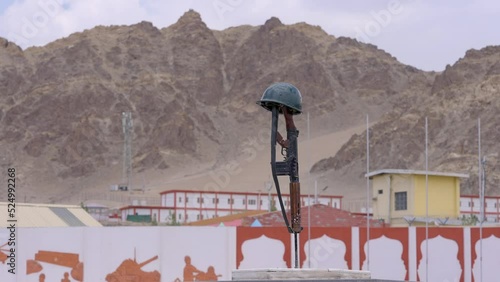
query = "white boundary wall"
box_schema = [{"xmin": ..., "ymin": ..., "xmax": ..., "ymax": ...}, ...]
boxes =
[{"xmin": 0, "ymin": 226, "xmax": 499, "ymax": 282}]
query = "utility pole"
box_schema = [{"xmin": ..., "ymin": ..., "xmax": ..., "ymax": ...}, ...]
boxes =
[
  {"xmin": 314, "ymin": 179, "xmax": 318, "ymax": 204},
  {"xmin": 266, "ymin": 180, "xmax": 273, "ymax": 212},
  {"xmin": 480, "ymin": 157, "xmax": 486, "ymax": 223},
  {"xmin": 477, "ymin": 118, "xmax": 483, "ymax": 282},
  {"xmin": 122, "ymin": 112, "xmax": 133, "ymax": 191}
]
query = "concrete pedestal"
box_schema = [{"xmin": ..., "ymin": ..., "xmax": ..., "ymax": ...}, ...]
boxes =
[{"xmin": 232, "ymin": 268, "xmax": 371, "ymax": 281}]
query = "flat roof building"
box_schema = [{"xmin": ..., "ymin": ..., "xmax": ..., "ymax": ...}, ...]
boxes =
[
  {"xmin": 367, "ymin": 169, "xmax": 468, "ymax": 226},
  {"xmin": 0, "ymin": 202, "xmax": 102, "ymax": 227}
]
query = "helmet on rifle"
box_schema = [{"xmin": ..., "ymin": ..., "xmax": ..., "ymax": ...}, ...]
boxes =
[{"xmin": 257, "ymin": 82, "xmax": 302, "ymax": 115}]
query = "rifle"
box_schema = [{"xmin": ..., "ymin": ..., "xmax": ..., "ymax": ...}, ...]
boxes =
[{"xmin": 258, "ymin": 82, "xmax": 303, "ymax": 268}]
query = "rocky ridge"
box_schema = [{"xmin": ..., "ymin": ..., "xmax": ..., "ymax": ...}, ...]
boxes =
[
  {"xmin": 312, "ymin": 45, "xmax": 500, "ymax": 195},
  {"xmin": 2, "ymin": 9, "xmax": 493, "ymax": 202}
]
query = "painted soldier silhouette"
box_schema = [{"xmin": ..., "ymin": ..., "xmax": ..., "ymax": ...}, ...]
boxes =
[
  {"xmin": 196, "ymin": 266, "xmax": 222, "ymax": 281},
  {"xmin": 61, "ymin": 272, "xmax": 71, "ymax": 282},
  {"xmin": 183, "ymin": 256, "xmax": 201, "ymax": 281}
]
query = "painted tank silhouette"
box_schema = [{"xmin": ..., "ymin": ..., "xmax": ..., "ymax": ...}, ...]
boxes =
[
  {"xmin": 27, "ymin": 250, "xmax": 83, "ymax": 281},
  {"xmin": 105, "ymin": 255, "xmax": 160, "ymax": 282}
]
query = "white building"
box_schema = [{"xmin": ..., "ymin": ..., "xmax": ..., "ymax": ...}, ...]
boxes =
[
  {"xmin": 159, "ymin": 190, "xmax": 342, "ymax": 224},
  {"xmin": 120, "ymin": 189, "xmax": 343, "ymax": 224},
  {"xmin": 460, "ymin": 195, "xmax": 500, "ymax": 223}
]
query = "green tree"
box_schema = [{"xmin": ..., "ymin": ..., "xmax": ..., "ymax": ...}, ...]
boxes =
[
  {"xmin": 461, "ymin": 214, "xmax": 478, "ymax": 226},
  {"xmin": 166, "ymin": 211, "xmax": 181, "ymax": 226},
  {"xmin": 270, "ymin": 199, "xmax": 277, "ymax": 212},
  {"xmin": 80, "ymin": 202, "xmax": 89, "ymax": 212},
  {"xmin": 151, "ymin": 217, "xmax": 158, "ymax": 226}
]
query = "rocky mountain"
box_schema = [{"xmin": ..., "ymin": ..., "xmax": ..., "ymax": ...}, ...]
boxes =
[
  {"xmin": 2, "ymin": 9, "xmax": 493, "ymax": 203},
  {"xmin": 312, "ymin": 45, "xmax": 500, "ymax": 195}
]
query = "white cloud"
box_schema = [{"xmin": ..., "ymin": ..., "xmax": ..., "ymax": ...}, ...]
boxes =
[
  {"xmin": 0, "ymin": 0, "xmax": 499, "ymax": 71},
  {"xmin": 0, "ymin": 0, "xmax": 64, "ymax": 47},
  {"xmin": 61, "ymin": 0, "xmax": 149, "ymax": 30}
]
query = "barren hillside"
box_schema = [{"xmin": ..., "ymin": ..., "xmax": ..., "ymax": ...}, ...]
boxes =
[
  {"xmin": 312, "ymin": 46, "xmax": 500, "ymax": 196},
  {"xmin": 6, "ymin": 9, "xmax": 492, "ymax": 205}
]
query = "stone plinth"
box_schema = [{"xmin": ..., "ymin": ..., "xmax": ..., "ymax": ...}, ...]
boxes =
[{"xmin": 232, "ymin": 268, "xmax": 371, "ymax": 280}]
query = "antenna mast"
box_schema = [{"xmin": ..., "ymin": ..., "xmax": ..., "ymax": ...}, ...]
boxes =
[{"xmin": 122, "ymin": 112, "xmax": 133, "ymax": 190}]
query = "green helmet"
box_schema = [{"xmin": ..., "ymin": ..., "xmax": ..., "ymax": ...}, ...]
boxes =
[{"xmin": 257, "ymin": 82, "xmax": 302, "ymax": 115}]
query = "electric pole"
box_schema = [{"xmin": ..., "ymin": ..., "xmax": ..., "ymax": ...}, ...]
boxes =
[{"xmin": 122, "ymin": 112, "xmax": 133, "ymax": 190}]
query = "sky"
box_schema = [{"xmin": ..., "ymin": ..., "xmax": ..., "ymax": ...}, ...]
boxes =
[{"xmin": 0, "ymin": 0, "xmax": 499, "ymax": 71}]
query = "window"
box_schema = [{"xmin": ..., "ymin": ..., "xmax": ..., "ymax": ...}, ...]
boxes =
[
  {"xmin": 178, "ymin": 197, "xmax": 182, "ymax": 203},
  {"xmin": 378, "ymin": 189, "xmax": 383, "ymax": 195},
  {"xmin": 179, "ymin": 213, "xmax": 182, "ymax": 220},
  {"xmin": 468, "ymin": 202, "xmax": 471, "ymax": 207},
  {"xmin": 395, "ymin": 192, "xmax": 407, "ymax": 211},
  {"xmin": 248, "ymin": 199, "xmax": 256, "ymax": 205},
  {"xmin": 197, "ymin": 197, "xmax": 204, "ymax": 204},
  {"xmin": 212, "ymin": 198, "xmax": 219, "ymax": 204},
  {"xmin": 227, "ymin": 198, "xmax": 234, "ymax": 205},
  {"xmin": 243, "ymin": 199, "xmax": 246, "ymax": 205},
  {"xmin": 186, "ymin": 197, "xmax": 189, "ymax": 203}
]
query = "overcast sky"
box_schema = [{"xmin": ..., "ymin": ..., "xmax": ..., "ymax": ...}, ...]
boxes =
[{"xmin": 0, "ymin": 0, "xmax": 498, "ymax": 71}]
